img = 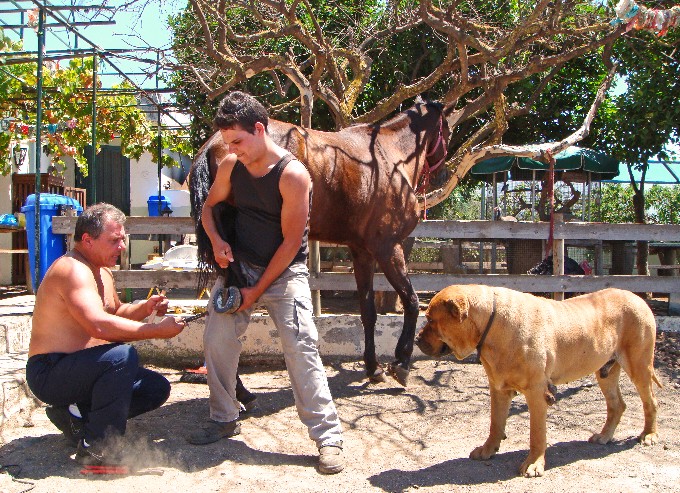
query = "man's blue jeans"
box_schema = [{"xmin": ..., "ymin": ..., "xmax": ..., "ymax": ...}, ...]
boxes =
[{"xmin": 26, "ymin": 343, "xmax": 170, "ymax": 442}]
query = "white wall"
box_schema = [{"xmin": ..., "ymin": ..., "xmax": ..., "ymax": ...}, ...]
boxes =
[{"xmin": 128, "ymin": 150, "xmax": 192, "ymax": 266}]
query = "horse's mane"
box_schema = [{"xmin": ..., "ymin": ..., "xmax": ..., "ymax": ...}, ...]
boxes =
[
  {"xmin": 189, "ymin": 141, "xmax": 221, "ymax": 295},
  {"xmin": 368, "ymin": 97, "xmax": 443, "ymax": 131}
]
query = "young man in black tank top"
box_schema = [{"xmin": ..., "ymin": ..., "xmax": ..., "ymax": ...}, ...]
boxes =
[{"xmin": 188, "ymin": 91, "xmax": 344, "ymax": 474}]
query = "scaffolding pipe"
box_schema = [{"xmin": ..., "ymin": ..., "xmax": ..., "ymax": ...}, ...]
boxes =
[
  {"xmin": 91, "ymin": 50, "xmax": 97, "ymax": 204},
  {"xmin": 33, "ymin": 6, "xmax": 45, "ymax": 290}
]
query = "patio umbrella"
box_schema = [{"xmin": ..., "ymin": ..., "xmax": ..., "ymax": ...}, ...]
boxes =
[
  {"xmin": 470, "ymin": 155, "xmax": 545, "ymax": 175},
  {"xmin": 471, "ymin": 147, "xmax": 619, "ymax": 182},
  {"xmin": 553, "ymin": 146, "xmax": 619, "ymax": 177}
]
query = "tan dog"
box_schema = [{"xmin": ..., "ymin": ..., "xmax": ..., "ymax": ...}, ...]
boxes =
[{"xmin": 415, "ymin": 285, "xmax": 661, "ymax": 477}]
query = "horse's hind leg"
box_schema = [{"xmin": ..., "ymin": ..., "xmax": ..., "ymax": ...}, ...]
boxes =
[
  {"xmin": 376, "ymin": 242, "xmax": 419, "ymax": 387},
  {"xmin": 350, "ymin": 247, "xmax": 384, "ymax": 383}
]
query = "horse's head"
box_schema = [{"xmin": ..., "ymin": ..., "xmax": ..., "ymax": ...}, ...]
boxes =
[{"xmin": 409, "ymin": 98, "xmax": 450, "ymax": 193}]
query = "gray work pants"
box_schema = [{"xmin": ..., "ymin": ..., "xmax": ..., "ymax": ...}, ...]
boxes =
[{"xmin": 203, "ymin": 262, "xmax": 343, "ymax": 448}]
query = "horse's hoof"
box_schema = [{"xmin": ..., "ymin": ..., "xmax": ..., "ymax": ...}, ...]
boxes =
[
  {"xmin": 368, "ymin": 367, "xmax": 387, "ymax": 383},
  {"xmin": 387, "ymin": 363, "xmax": 409, "ymax": 387}
]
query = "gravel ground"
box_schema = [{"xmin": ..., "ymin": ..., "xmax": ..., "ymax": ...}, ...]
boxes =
[
  {"xmin": 1, "ymin": 343, "xmax": 679, "ymax": 493},
  {"xmin": 1, "ymin": 286, "xmax": 678, "ymax": 492}
]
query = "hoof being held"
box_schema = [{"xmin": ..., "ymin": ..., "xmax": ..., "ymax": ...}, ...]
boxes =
[{"xmin": 386, "ymin": 362, "xmax": 409, "ymax": 387}]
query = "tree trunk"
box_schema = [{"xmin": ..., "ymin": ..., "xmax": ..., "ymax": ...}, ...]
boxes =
[{"xmin": 633, "ymin": 189, "xmax": 649, "ymax": 277}]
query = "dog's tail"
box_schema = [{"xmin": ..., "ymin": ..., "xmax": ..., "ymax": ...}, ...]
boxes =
[{"xmin": 652, "ymin": 370, "xmax": 663, "ymax": 389}]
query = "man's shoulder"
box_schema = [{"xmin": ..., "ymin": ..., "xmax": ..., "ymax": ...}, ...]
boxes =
[
  {"xmin": 281, "ymin": 156, "xmax": 310, "ymax": 178},
  {"xmin": 215, "ymin": 153, "xmax": 238, "ymax": 178}
]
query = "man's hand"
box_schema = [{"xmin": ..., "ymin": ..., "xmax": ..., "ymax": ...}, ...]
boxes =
[
  {"xmin": 145, "ymin": 295, "xmax": 169, "ymax": 317},
  {"xmin": 213, "ymin": 238, "xmax": 235, "ymax": 268},
  {"xmin": 154, "ymin": 316, "xmax": 186, "ymax": 338},
  {"xmin": 237, "ymin": 286, "xmax": 260, "ymax": 312}
]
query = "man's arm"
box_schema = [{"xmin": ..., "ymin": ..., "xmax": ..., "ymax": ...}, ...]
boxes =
[
  {"xmin": 202, "ymin": 153, "xmax": 237, "ymax": 268},
  {"xmin": 108, "ymin": 268, "xmax": 168, "ymax": 321},
  {"xmin": 62, "ymin": 261, "xmax": 184, "ymax": 341},
  {"xmin": 238, "ymin": 160, "xmax": 310, "ymax": 310},
  {"xmin": 114, "ymin": 294, "xmax": 169, "ymax": 321}
]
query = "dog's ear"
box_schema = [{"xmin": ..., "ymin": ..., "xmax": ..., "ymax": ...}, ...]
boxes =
[{"xmin": 445, "ymin": 294, "xmax": 469, "ymax": 323}]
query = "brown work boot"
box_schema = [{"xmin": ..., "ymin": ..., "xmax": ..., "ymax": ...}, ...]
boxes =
[
  {"xmin": 318, "ymin": 443, "xmax": 344, "ymax": 474},
  {"xmin": 187, "ymin": 419, "xmax": 241, "ymax": 445}
]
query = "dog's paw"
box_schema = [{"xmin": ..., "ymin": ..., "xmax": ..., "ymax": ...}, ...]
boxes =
[
  {"xmin": 519, "ymin": 457, "xmax": 545, "ymax": 478},
  {"xmin": 469, "ymin": 443, "xmax": 498, "ymax": 460},
  {"xmin": 588, "ymin": 432, "xmax": 613, "ymax": 444},
  {"xmin": 638, "ymin": 432, "xmax": 658, "ymax": 446}
]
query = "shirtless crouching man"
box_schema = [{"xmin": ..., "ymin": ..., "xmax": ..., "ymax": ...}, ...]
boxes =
[{"xmin": 25, "ymin": 203, "xmax": 186, "ymax": 465}]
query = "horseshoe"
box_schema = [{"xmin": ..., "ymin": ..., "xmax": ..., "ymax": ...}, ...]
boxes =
[{"xmin": 213, "ymin": 286, "xmax": 242, "ymax": 314}]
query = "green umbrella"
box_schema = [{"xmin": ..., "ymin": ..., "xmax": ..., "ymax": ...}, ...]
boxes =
[
  {"xmin": 471, "ymin": 146, "xmax": 619, "ymax": 180},
  {"xmin": 470, "ymin": 155, "xmax": 544, "ymax": 174},
  {"xmin": 554, "ymin": 146, "xmax": 619, "ymax": 175}
]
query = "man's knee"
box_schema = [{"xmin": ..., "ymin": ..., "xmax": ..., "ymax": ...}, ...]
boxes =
[
  {"xmin": 154, "ymin": 373, "xmax": 171, "ymax": 407},
  {"xmin": 105, "ymin": 344, "xmax": 139, "ymax": 372}
]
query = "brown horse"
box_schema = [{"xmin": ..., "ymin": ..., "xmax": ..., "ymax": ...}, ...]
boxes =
[{"xmin": 190, "ymin": 98, "xmax": 450, "ymax": 386}]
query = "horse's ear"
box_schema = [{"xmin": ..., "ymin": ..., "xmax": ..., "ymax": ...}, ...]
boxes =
[{"xmin": 445, "ymin": 295, "xmax": 469, "ymax": 323}]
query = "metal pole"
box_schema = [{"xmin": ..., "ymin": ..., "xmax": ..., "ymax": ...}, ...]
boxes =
[
  {"xmin": 479, "ymin": 181, "xmax": 486, "ymax": 274},
  {"xmin": 90, "ymin": 50, "xmax": 97, "ymax": 204},
  {"xmin": 156, "ymin": 51, "xmax": 163, "ymax": 254},
  {"xmin": 33, "ymin": 6, "xmax": 45, "ymax": 290}
]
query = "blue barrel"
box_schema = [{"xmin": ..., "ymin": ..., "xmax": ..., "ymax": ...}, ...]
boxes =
[
  {"xmin": 21, "ymin": 194, "xmax": 83, "ymax": 286},
  {"xmin": 147, "ymin": 195, "xmax": 171, "ymax": 216}
]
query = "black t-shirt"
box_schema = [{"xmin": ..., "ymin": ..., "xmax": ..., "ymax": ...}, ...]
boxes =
[{"xmin": 230, "ymin": 154, "xmax": 310, "ymax": 267}]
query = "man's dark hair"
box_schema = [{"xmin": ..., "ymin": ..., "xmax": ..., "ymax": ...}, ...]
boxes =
[
  {"xmin": 213, "ymin": 91, "xmax": 269, "ymax": 133},
  {"xmin": 75, "ymin": 203, "xmax": 126, "ymax": 241}
]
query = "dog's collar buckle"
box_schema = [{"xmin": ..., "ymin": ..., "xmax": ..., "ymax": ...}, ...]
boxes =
[{"xmin": 475, "ymin": 294, "xmax": 497, "ymax": 364}]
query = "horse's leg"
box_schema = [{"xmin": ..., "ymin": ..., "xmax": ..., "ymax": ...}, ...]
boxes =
[
  {"xmin": 376, "ymin": 242, "xmax": 419, "ymax": 387},
  {"xmin": 350, "ymin": 247, "xmax": 385, "ymax": 383}
]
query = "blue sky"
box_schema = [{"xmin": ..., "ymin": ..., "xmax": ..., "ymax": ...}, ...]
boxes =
[{"xmin": 3, "ymin": 1, "xmax": 186, "ymax": 87}]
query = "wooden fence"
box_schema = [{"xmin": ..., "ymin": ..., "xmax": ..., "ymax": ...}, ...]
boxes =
[{"xmin": 52, "ymin": 215, "xmax": 680, "ymax": 313}]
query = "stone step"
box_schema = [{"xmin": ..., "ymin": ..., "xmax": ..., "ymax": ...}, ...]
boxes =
[
  {"xmin": 0, "ymin": 296, "xmax": 38, "ymax": 442},
  {"xmin": 0, "ymin": 351, "xmax": 39, "ymax": 444}
]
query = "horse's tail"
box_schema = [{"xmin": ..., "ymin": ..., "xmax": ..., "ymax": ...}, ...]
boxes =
[{"xmin": 189, "ymin": 138, "xmax": 218, "ymax": 295}]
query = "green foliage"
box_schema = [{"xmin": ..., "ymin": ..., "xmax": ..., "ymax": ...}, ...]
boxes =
[
  {"xmin": 646, "ymin": 185, "xmax": 680, "ymax": 224},
  {"xmin": 600, "ymin": 183, "xmax": 636, "ymax": 223},
  {"xmin": 426, "ymin": 177, "xmax": 482, "ymax": 220},
  {"xmin": 600, "ymin": 182, "xmax": 680, "ymax": 225},
  {"xmin": 599, "ymin": 14, "xmax": 680, "ymax": 169},
  {"xmin": 1, "ymin": 34, "xmax": 189, "ymax": 176}
]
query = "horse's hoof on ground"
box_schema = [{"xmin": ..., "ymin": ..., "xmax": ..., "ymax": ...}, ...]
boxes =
[
  {"xmin": 368, "ymin": 368, "xmax": 387, "ymax": 383},
  {"xmin": 387, "ymin": 363, "xmax": 409, "ymax": 387}
]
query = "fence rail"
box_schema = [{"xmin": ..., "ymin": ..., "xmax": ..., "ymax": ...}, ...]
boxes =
[{"xmin": 52, "ymin": 216, "xmax": 680, "ymax": 312}]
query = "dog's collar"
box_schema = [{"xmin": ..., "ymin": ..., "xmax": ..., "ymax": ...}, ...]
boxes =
[{"xmin": 475, "ymin": 294, "xmax": 497, "ymax": 364}]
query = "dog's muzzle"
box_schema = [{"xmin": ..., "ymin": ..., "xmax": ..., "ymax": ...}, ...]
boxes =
[{"xmin": 415, "ymin": 332, "xmax": 452, "ymax": 357}]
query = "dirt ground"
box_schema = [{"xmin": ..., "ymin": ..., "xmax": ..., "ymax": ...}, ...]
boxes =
[{"xmin": 1, "ymin": 338, "xmax": 679, "ymax": 493}]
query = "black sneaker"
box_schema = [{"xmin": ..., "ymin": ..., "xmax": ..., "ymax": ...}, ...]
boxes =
[
  {"xmin": 45, "ymin": 406, "xmax": 83, "ymax": 447},
  {"xmin": 75, "ymin": 439, "xmax": 107, "ymax": 466}
]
